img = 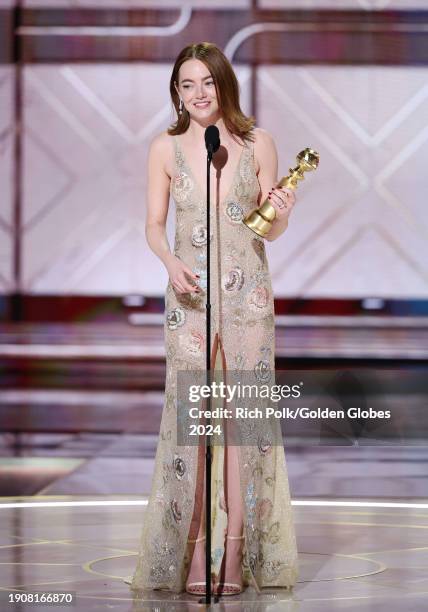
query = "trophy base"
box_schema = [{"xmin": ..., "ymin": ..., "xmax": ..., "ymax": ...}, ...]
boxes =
[{"xmin": 243, "ymin": 211, "xmax": 272, "ymax": 238}]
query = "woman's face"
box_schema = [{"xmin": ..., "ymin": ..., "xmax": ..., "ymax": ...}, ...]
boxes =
[{"xmin": 175, "ymin": 58, "xmax": 220, "ymax": 121}]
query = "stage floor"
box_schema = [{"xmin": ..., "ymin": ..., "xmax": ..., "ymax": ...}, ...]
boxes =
[{"xmin": 1, "ymin": 495, "xmax": 427, "ymax": 611}]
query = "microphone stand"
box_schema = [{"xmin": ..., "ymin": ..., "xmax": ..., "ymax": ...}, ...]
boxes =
[
  {"xmin": 199, "ymin": 124, "xmax": 220, "ymax": 606},
  {"xmin": 203, "ymin": 146, "xmax": 213, "ymax": 606}
]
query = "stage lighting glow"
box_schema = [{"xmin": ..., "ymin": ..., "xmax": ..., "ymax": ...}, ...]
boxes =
[{"xmin": 0, "ymin": 499, "xmax": 427, "ymax": 510}]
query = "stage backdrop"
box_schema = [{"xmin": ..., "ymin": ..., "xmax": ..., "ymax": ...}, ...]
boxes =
[{"xmin": 0, "ymin": 0, "xmax": 427, "ymax": 298}]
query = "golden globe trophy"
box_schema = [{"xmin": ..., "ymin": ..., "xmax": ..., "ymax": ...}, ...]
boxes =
[{"xmin": 243, "ymin": 147, "xmax": 320, "ymax": 238}]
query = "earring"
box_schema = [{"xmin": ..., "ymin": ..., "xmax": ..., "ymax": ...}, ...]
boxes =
[{"xmin": 178, "ymin": 97, "xmax": 183, "ymax": 115}]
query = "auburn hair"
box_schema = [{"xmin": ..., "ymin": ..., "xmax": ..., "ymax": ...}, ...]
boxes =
[{"xmin": 168, "ymin": 42, "xmax": 255, "ymax": 143}]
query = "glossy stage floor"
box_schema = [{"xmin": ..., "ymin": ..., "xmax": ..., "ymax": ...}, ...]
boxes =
[
  {"xmin": 1, "ymin": 317, "xmax": 427, "ymax": 610},
  {"xmin": 1, "ymin": 444, "xmax": 428, "ymax": 611}
]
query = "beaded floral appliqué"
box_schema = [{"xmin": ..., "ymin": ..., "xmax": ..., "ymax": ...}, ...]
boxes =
[
  {"xmin": 167, "ymin": 307, "xmax": 186, "ymax": 330},
  {"xmin": 226, "ymin": 201, "xmax": 244, "ymax": 223},
  {"xmin": 222, "ymin": 266, "xmax": 244, "ymax": 292}
]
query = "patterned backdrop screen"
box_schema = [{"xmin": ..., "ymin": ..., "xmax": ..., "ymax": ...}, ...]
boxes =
[{"xmin": 0, "ymin": 1, "xmax": 427, "ymax": 297}]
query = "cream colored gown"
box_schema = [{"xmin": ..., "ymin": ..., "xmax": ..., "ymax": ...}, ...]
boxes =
[{"xmin": 125, "ymin": 130, "xmax": 299, "ymax": 594}]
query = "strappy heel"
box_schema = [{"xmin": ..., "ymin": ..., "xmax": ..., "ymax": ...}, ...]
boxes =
[
  {"xmin": 185, "ymin": 536, "xmax": 212, "ymax": 596},
  {"xmin": 213, "ymin": 534, "xmax": 245, "ymax": 596}
]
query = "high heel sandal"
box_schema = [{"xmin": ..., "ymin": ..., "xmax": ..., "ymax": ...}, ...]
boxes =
[
  {"xmin": 185, "ymin": 536, "xmax": 212, "ymax": 596},
  {"xmin": 213, "ymin": 534, "xmax": 245, "ymax": 596}
]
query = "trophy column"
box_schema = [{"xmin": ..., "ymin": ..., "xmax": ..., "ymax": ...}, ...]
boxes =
[{"xmin": 243, "ymin": 147, "xmax": 320, "ymax": 238}]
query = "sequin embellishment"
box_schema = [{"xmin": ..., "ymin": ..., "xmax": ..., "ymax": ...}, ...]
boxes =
[
  {"xmin": 170, "ymin": 499, "xmax": 182, "ymax": 523},
  {"xmin": 226, "ymin": 201, "xmax": 244, "ymax": 223},
  {"xmin": 167, "ymin": 307, "xmax": 186, "ymax": 330},
  {"xmin": 254, "ymin": 359, "xmax": 271, "ymax": 383},
  {"xmin": 222, "ymin": 266, "xmax": 244, "ymax": 292},
  {"xmin": 179, "ymin": 329, "xmax": 204, "ymax": 358},
  {"xmin": 191, "ymin": 224, "xmax": 208, "ymax": 247},
  {"xmin": 258, "ymin": 436, "xmax": 272, "ymax": 456},
  {"xmin": 173, "ymin": 455, "xmax": 186, "ymax": 480},
  {"xmin": 248, "ymin": 286, "xmax": 269, "ymax": 311},
  {"xmin": 173, "ymin": 171, "xmax": 193, "ymax": 202}
]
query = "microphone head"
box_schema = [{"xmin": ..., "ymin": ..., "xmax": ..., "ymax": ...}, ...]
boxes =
[{"xmin": 204, "ymin": 125, "xmax": 220, "ymax": 154}]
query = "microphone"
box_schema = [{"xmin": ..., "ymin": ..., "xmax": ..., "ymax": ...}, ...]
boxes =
[{"xmin": 204, "ymin": 125, "xmax": 220, "ymax": 159}]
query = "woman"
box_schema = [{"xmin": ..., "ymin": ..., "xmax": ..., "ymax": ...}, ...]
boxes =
[{"xmin": 126, "ymin": 42, "xmax": 299, "ymax": 597}]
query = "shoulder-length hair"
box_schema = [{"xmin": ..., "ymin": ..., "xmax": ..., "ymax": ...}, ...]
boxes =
[{"xmin": 168, "ymin": 42, "xmax": 255, "ymax": 143}]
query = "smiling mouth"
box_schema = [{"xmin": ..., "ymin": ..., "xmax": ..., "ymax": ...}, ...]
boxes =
[{"xmin": 194, "ymin": 101, "xmax": 210, "ymax": 107}]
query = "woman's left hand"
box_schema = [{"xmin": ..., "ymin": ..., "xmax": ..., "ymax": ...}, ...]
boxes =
[{"xmin": 267, "ymin": 186, "xmax": 296, "ymax": 218}]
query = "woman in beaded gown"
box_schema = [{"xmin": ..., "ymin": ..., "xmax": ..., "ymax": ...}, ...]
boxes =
[{"xmin": 125, "ymin": 42, "xmax": 299, "ymax": 596}]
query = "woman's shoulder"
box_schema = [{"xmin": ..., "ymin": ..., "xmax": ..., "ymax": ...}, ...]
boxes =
[
  {"xmin": 149, "ymin": 130, "xmax": 175, "ymax": 153},
  {"xmin": 252, "ymin": 127, "xmax": 275, "ymax": 149},
  {"xmin": 148, "ymin": 131, "xmax": 176, "ymax": 177},
  {"xmin": 251, "ymin": 127, "xmax": 276, "ymax": 173}
]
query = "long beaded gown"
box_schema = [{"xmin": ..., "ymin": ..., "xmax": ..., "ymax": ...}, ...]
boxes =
[{"xmin": 125, "ymin": 130, "xmax": 299, "ymax": 593}]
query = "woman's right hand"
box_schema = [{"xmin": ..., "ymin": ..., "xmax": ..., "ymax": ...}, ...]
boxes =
[{"xmin": 166, "ymin": 255, "xmax": 200, "ymax": 294}]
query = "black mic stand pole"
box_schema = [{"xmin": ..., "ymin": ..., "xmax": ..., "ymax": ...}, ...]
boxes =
[
  {"xmin": 199, "ymin": 124, "xmax": 220, "ymax": 606},
  {"xmin": 203, "ymin": 146, "xmax": 213, "ymax": 606}
]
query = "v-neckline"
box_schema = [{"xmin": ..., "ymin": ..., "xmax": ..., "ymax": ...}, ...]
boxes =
[{"xmin": 175, "ymin": 135, "xmax": 247, "ymax": 208}]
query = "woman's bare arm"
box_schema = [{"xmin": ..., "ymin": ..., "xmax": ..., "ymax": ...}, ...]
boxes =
[
  {"xmin": 145, "ymin": 134, "xmax": 175, "ymax": 268},
  {"xmin": 145, "ymin": 134, "xmax": 200, "ymax": 294},
  {"xmin": 255, "ymin": 127, "xmax": 278, "ymax": 205},
  {"xmin": 254, "ymin": 128, "xmax": 295, "ymax": 242}
]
